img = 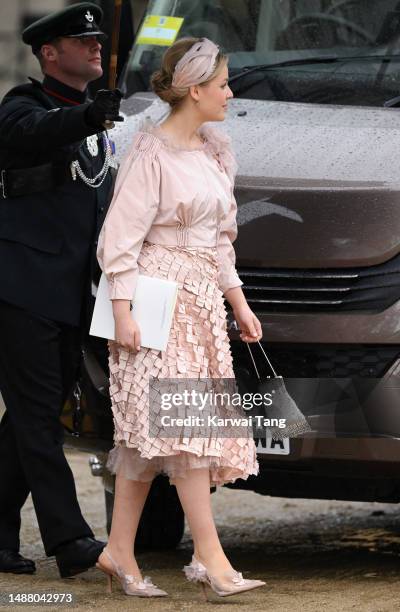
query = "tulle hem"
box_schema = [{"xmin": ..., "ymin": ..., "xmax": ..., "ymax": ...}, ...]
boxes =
[{"xmin": 106, "ymin": 444, "xmax": 259, "ymax": 487}]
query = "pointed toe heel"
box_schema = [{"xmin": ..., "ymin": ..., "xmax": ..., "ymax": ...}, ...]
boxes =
[
  {"xmin": 200, "ymin": 581, "xmax": 209, "ymax": 602},
  {"xmin": 183, "ymin": 557, "xmax": 209, "ymax": 601},
  {"xmin": 96, "ymin": 549, "xmax": 167, "ymax": 597},
  {"xmin": 106, "ymin": 573, "xmax": 113, "ymax": 594},
  {"xmin": 183, "ymin": 555, "xmax": 266, "ymax": 599},
  {"xmin": 96, "ymin": 561, "xmax": 113, "ymax": 594}
]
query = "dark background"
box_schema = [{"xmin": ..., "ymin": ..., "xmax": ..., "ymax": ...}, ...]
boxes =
[{"xmin": 0, "ymin": 0, "xmax": 148, "ymax": 99}]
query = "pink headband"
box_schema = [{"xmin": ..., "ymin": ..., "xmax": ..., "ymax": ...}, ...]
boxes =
[{"xmin": 171, "ymin": 38, "xmax": 220, "ymax": 89}]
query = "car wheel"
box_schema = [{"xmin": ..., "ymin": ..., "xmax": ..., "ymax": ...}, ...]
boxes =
[{"xmin": 105, "ymin": 474, "xmax": 185, "ymax": 550}]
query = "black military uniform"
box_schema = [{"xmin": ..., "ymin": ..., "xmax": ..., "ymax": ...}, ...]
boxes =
[{"xmin": 0, "ymin": 3, "xmax": 122, "ymax": 577}]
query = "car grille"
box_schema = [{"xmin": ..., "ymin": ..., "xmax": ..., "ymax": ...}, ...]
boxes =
[
  {"xmin": 231, "ymin": 343, "xmax": 400, "ymax": 378},
  {"xmin": 238, "ymin": 253, "xmax": 400, "ymax": 313}
]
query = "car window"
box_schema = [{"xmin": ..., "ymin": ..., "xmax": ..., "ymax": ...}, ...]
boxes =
[{"xmin": 124, "ymin": 0, "xmax": 400, "ymax": 106}]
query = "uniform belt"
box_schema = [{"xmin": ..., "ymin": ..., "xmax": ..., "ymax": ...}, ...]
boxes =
[{"xmin": 0, "ymin": 162, "xmax": 72, "ymax": 198}]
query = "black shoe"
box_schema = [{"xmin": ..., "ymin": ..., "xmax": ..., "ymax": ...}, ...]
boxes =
[
  {"xmin": 0, "ymin": 549, "xmax": 36, "ymax": 574},
  {"xmin": 55, "ymin": 537, "xmax": 106, "ymax": 578}
]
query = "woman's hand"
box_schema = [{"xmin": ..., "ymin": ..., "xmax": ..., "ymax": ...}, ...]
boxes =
[
  {"xmin": 114, "ymin": 314, "xmax": 141, "ymax": 352},
  {"xmin": 111, "ymin": 300, "xmax": 141, "ymax": 352},
  {"xmin": 233, "ymin": 304, "xmax": 262, "ymax": 343}
]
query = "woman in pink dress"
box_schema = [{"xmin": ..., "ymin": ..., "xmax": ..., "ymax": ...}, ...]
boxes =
[{"xmin": 95, "ymin": 37, "xmax": 265, "ymax": 599}]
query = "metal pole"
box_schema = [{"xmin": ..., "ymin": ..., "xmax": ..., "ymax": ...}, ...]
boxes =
[
  {"xmin": 108, "ymin": 0, "xmax": 122, "ymax": 88},
  {"xmin": 103, "ymin": 0, "xmax": 122, "ymax": 129}
]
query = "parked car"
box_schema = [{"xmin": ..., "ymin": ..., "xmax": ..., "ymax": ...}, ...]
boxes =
[{"xmin": 63, "ymin": 0, "xmax": 400, "ymax": 550}]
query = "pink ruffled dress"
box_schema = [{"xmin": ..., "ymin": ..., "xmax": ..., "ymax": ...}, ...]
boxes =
[{"xmin": 96, "ymin": 118, "xmax": 259, "ymax": 486}]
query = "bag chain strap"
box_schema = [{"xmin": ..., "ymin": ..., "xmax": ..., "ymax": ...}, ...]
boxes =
[
  {"xmin": 230, "ymin": 318, "xmax": 281, "ymax": 379},
  {"xmin": 245, "ymin": 340, "xmax": 282, "ymax": 380}
]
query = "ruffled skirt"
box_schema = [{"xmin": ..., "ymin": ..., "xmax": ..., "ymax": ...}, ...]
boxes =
[{"xmin": 106, "ymin": 241, "xmax": 259, "ymax": 486}]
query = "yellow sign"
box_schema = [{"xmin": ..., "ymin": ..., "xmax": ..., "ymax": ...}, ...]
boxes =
[{"xmin": 136, "ymin": 15, "xmax": 184, "ymax": 46}]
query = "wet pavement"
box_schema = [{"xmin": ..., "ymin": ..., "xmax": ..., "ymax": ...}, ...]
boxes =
[{"xmin": 1, "ymin": 448, "xmax": 400, "ymax": 611}]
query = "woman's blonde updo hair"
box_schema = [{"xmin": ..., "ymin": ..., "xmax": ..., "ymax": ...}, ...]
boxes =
[{"xmin": 150, "ymin": 37, "xmax": 228, "ymax": 110}]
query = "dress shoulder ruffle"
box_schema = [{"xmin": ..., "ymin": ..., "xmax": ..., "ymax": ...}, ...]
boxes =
[
  {"xmin": 201, "ymin": 124, "xmax": 238, "ymax": 183},
  {"xmin": 137, "ymin": 117, "xmax": 238, "ymax": 182},
  {"xmin": 130, "ymin": 125, "xmax": 163, "ymax": 157}
]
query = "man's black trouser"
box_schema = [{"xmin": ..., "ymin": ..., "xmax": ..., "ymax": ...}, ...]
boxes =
[{"xmin": 0, "ymin": 300, "xmax": 93, "ymax": 556}]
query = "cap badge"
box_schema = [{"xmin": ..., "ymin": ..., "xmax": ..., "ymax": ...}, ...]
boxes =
[{"xmin": 85, "ymin": 10, "xmax": 94, "ymax": 23}]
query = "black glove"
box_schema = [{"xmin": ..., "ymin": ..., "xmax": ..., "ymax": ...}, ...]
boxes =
[{"xmin": 86, "ymin": 89, "xmax": 124, "ymax": 128}]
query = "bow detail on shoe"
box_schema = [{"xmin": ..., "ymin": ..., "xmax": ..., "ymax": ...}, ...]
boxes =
[
  {"xmin": 97, "ymin": 548, "xmax": 168, "ymax": 597},
  {"xmin": 182, "ymin": 554, "xmax": 266, "ymax": 598},
  {"xmin": 183, "ymin": 561, "xmax": 207, "ymax": 582},
  {"xmin": 125, "ymin": 574, "xmax": 156, "ymax": 589},
  {"xmin": 231, "ymin": 571, "xmax": 246, "ymax": 585}
]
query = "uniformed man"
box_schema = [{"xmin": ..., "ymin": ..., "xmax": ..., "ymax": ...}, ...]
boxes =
[{"xmin": 0, "ymin": 2, "xmax": 123, "ymax": 577}]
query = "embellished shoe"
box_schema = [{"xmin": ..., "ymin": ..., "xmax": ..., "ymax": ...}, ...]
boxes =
[
  {"xmin": 96, "ymin": 548, "xmax": 167, "ymax": 597},
  {"xmin": 183, "ymin": 554, "xmax": 266, "ymax": 599}
]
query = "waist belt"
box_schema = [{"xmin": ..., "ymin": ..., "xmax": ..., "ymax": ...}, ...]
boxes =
[
  {"xmin": 0, "ymin": 162, "xmax": 72, "ymax": 198},
  {"xmin": 145, "ymin": 225, "xmax": 220, "ymax": 248}
]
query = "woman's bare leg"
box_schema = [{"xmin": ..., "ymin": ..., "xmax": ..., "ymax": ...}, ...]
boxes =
[
  {"xmin": 172, "ymin": 468, "xmax": 234, "ymax": 576},
  {"xmin": 98, "ymin": 473, "xmax": 153, "ymax": 578}
]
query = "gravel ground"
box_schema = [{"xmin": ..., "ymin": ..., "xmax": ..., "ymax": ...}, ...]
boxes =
[{"xmin": 1, "ymin": 448, "xmax": 400, "ymax": 611}]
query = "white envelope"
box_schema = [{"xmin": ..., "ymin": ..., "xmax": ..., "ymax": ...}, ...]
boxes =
[{"xmin": 90, "ymin": 272, "xmax": 178, "ymax": 352}]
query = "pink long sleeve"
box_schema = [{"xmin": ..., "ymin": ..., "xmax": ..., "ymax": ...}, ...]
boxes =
[
  {"xmin": 217, "ymin": 189, "xmax": 243, "ymax": 295},
  {"xmin": 97, "ymin": 133, "xmax": 161, "ymax": 300},
  {"xmin": 210, "ymin": 131, "xmax": 243, "ymax": 295}
]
